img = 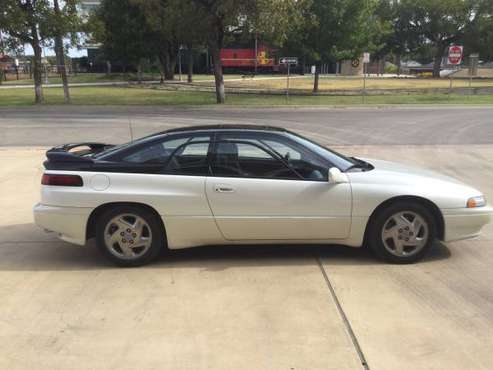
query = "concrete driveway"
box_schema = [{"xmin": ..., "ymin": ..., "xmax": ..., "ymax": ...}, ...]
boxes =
[{"xmin": 1, "ymin": 106, "xmax": 492, "ymax": 370}]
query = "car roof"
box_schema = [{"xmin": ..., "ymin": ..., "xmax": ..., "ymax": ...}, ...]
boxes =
[{"xmin": 157, "ymin": 124, "xmax": 288, "ymax": 136}]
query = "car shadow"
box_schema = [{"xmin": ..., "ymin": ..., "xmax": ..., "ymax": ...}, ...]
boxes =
[{"xmin": 0, "ymin": 223, "xmax": 451, "ymax": 272}]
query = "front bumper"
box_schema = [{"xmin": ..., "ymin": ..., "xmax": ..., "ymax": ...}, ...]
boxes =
[
  {"xmin": 442, "ymin": 206, "xmax": 493, "ymax": 242},
  {"xmin": 33, "ymin": 203, "xmax": 93, "ymax": 245}
]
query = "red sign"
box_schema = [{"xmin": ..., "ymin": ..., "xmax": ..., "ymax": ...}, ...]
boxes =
[{"xmin": 448, "ymin": 46, "xmax": 463, "ymax": 65}]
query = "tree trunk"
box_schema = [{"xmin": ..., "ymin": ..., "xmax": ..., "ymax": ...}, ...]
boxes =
[
  {"xmin": 313, "ymin": 62, "xmax": 320, "ymax": 93},
  {"xmin": 211, "ymin": 45, "xmax": 225, "ymax": 103},
  {"xmin": 31, "ymin": 41, "xmax": 44, "ymax": 104},
  {"xmin": 164, "ymin": 48, "xmax": 177, "ymax": 81},
  {"xmin": 396, "ymin": 54, "xmax": 401, "ymax": 76},
  {"xmin": 158, "ymin": 53, "xmax": 165, "ymax": 84},
  {"xmin": 433, "ymin": 44, "xmax": 445, "ymax": 78},
  {"xmin": 137, "ymin": 60, "xmax": 143, "ymax": 84},
  {"xmin": 53, "ymin": 0, "xmax": 70, "ymax": 103},
  {"xmin": 187, "ymin": 44, "xmax": 193, "ymax": 83}
]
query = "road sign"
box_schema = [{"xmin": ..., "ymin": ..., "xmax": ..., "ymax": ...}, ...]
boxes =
[
  {"xmin": 363, "ymin": 52, "xmax": 370, "ymax": 64},
  {"xmin": 280, "ymin": 57, "xmax": 298, "ymax": 65},
  {"xmin": 448, "ymin": 45, "xmax": 463, "ymax": 65}
]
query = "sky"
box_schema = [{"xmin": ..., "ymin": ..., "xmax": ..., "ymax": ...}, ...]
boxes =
[{"xmin": 22, "ymin": 44, "xmax": 88, "ymax": 58}]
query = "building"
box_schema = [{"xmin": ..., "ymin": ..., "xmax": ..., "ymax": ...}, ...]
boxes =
[
  {"xmin": 80, "ymin": 0, "xmax": 101, "ymax": 19},
  {"xmin": 79, "ymin": 1, "xmax": 102, "ymax": 64}
]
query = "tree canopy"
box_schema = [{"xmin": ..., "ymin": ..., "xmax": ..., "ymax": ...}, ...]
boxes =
[{"xmin": 2, "ymin": 0, "xmax": 493, "ymax": 103}]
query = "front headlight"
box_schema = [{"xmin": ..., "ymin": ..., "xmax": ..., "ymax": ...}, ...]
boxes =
[{"xmin": 467, "ymin": 196, "xmax": 486, "ymax": 208}]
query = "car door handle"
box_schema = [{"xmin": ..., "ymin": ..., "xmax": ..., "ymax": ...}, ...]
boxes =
[{"xmin": 214, "ymin": 184, "xmax": 235, "ymax": 193}]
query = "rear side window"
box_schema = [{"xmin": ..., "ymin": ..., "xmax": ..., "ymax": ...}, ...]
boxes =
[{"xmin": 122, "ymin": 135, "xmax": 209, "ymax": 164}]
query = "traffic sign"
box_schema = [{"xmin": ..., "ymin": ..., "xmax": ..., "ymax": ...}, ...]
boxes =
[
  {"xmin": 448, "ymin": 46, "xmax": 463, "ymax": 65},
  {"xmin": 280, "ymin": 57, "xmax": 298, "ymax": 65},
  {"xmin": 363, "ymin": 52, "xmax": 370, "ymax": 64}
]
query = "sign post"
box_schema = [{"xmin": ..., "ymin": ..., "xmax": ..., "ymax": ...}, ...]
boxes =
[
  {"xmin": 362, "ymin": 52, "xmax": 370, "ymax": 102},
  {"xmin": 447, "ymin": 45, "xmax": 463, "ymax": 95},
  {"xmin": 469, "ymin": 53, "xmax": 479, "ymax": 91},
  {"xmin": 280, "ymin": 57, "xmax": 298, "ymax": 102},
  {"xmin": 14, "ymin": 58, "xmax": 19, "ymax": 80},
  {"xmin": 178, "ymin": 45, "xmax": 184, "ymax": 82}
]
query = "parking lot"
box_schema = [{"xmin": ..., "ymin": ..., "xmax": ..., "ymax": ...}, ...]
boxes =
[{"xmin": 1, "ymin": 107, "xmax": 493, "ymax": 370}]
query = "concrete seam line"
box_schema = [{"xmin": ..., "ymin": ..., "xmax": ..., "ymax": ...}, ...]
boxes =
[{"xmin": 315, "ymin": 257, "xmax": 370, "ymax": 370}]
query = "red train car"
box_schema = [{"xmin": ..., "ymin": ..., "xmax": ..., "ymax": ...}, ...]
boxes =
[{"xmin": 220, "ymin": 44, "xmax": 280, "ymax": 72}]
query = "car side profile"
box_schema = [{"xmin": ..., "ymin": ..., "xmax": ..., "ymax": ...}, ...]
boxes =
[{"xmin": 34, "ymin": 125, "xmax": 492, "ymax": 266}]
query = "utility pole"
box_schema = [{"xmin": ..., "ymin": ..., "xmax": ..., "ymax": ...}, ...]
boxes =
[{"xmin": 254, "ymin": 33, "xmax": 258, "ymax": 75}]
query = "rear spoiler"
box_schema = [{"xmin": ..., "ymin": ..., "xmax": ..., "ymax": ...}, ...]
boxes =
[{"xmin": 46, "ymin": 142, "xmax": 113, "ymax": 163}]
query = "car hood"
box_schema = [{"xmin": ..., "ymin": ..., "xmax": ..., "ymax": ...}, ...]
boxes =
[
  {"xmin": 361, "ymin": 157, "xmax": 465, "ymax": 184},
  {"xmin": 347, "ymin": 157, "xmax": 483, "ymax": 209}
]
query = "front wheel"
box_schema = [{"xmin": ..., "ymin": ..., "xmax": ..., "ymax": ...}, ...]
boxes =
[
  {"xmin": 367, "ymin": 202, "xmax": 436, "ymax": 264},
  {"xmin": 95, "ymin": 205, "xmax": 164, "ymax": 267}
]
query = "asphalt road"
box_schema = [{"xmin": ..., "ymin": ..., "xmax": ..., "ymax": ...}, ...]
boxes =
[
  {"xmin": 1, "ymin": 105, "xmax": 493, "ymax": 146},
  {"xmin": 1, "ymin": 106, "xmax": 493, "ymax": 370}
]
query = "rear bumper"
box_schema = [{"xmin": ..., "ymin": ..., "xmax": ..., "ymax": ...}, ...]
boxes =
[
  {"xmin": 33, "ymin": 203, "xmax": 93, "ymax": 245},
  {"xmin": 442, "ymin": 207, "xmax": 493, "ymax": 242}
]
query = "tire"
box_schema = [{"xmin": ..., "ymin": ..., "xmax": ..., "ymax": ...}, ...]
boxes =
[
  {"xmin": 367, "ymin": 201, "xmax": 436, "ymax": 264},
  {"xmin": 95, "ymin": 205, "xmax": 165, "ymax": 267}
]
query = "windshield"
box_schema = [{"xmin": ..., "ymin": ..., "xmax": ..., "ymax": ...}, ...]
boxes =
[{"xmin": 285, "ymin": 132, "xmax": 357, "ymax": 171}]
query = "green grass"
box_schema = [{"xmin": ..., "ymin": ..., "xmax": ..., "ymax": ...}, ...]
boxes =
[
  {"xmin": 221, "ymin": 75, "xmax": 493, "ymax": 91},
  {"xmin": 2, "ymin": 73, "xmax": 137, "ymax": 85},
  {"xmin": 1, "ymin": 73, "xmax": 245, "ymax": 86},
  {"xmin": 1, "ymin": 85, "xmax": 493, "ymax": 106}
]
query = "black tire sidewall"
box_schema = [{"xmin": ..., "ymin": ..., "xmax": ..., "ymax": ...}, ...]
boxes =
[
  {"xmin": 368, "ymin": 202, "xmax": 436, "ymax": 264},
  {"xmin": 95, "ymin": 205, "xmax": 164, "ymax": 267}
]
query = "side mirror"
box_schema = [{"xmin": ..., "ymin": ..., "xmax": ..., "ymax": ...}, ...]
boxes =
[{"xmin": 328, "ymin": 167, "xmax": 349, "ymax": 184}]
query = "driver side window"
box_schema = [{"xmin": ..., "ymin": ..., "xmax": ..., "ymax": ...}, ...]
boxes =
[{"xmin": 212, "ymin": 141, "xmax": 299, "ymax": 180}]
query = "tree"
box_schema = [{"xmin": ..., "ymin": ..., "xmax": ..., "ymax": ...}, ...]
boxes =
[
  {"xmin": 375, "ymin": 0, "xmax": 419, "ymax": 75},
  {"xmin": 132, "ymin": 0, "xmax": 207, "ymax": 82},
  {"xmin": 89, "ymin": 0, "xmax": 155, "ymax": 76},
  {"xmin": 191, "ymin": 0, "xmax": 303, "ymax": 103},
  {"xmin": 45, "ymin": 0, "xmax": 80, "ymax": 103},
  {"xmin": 0, "ymin": 0, "xmax": 52, "ymax": 103},
  {"xmin": 464, "ymin": 0, "xmax": 493, "ymax": 61},
  {"xmin": 292, "ymin": 0, "xmax": 378, "ymax": 93},
  {"xmin": 404, "ymin": 0, "xmax": 481, "ymax": 77}
]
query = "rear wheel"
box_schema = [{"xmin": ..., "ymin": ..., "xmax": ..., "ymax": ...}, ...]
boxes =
[
  {"xmin": 95, "ymin": 205, "xmax": 164, "ymax": 267},
  {"xmin": 368, "ymin": 202, "xmax": 436, "ymax": 263}
]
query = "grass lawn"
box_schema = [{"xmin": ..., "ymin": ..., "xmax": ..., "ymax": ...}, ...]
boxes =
[
  {"xmin": 219, "ymin": 75, "xmax": 493, "ymax": 91},
  {"xmin": 5, "ymin": 73, "xmax": 492, "ymax": 91},
  {"xmin": 1, "ymin": 73, "xmax": 245, "ymax": 86},
  {"xmin": 1, "ymin": 86, "xmax": 493, "ymax": 106}
]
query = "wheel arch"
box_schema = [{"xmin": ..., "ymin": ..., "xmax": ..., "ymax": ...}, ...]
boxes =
[
  {"xmin": 364, "ymin": 195, "xmax": 445, "ymax": 242},
  {"xmin": 86, "ymin": 202, "xmax": 167, "ymax": 243}
]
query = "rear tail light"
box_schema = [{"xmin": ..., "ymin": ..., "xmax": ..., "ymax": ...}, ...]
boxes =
[{"xmin": 42, "ymin": 174, "xmax": 83, "ymax": 187}]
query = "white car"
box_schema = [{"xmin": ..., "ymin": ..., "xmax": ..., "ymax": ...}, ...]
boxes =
[{"xmin": 34, "ymin": 125, "xmax": 492, "ymax": 266}]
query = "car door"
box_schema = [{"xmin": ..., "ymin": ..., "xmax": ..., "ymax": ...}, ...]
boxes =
[{"xmin": 205, "ymin": 132, "xmax": 352, "ymax": 241}]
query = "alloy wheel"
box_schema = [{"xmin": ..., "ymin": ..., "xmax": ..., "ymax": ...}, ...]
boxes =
[
  {"xmin": 381, "ymin": 211, "xmax": 429, "ymax": 257},
  {"xmin": 103, "ymin": 213, "xmax": 153, "ymax": 260}
]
